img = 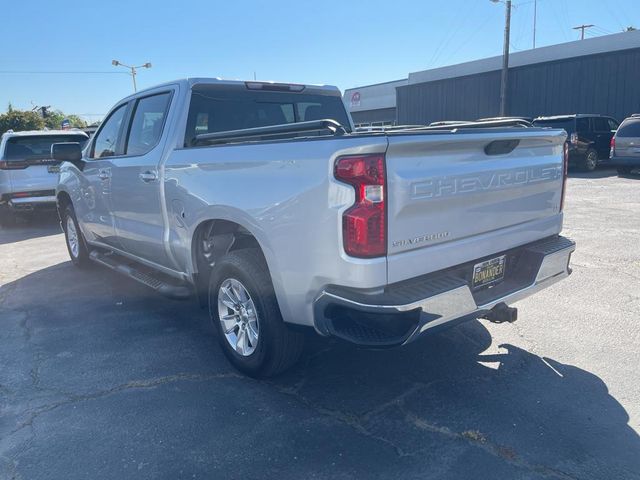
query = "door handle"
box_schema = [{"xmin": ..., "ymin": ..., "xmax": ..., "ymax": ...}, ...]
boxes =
[
  {"xmin": 98, "ymin": 169, "xmax": 110, "ymax": 180},
  {"xmin": 139, "ymin": 171, "xmax": 158, "ymax": 182}
]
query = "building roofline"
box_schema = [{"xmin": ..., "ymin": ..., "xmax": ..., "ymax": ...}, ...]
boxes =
[
  {"xmin": 343, "ymin": 78, "xmax": 407, "ymax": 94},
  {"xmin": 407, "ymin": 30, "xmax": 640, "ymax": 86}
]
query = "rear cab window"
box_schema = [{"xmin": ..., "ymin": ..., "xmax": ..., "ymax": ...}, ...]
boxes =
[
  {"xmin": 184, "ymin": 84, "xmax": 352, "ymax": 147},
  {"xmin": 4, "ymin": 134, "xmax": 88, "ymax": 162}
]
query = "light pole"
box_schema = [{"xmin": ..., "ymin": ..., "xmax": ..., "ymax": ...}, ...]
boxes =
[
  {"xmin": 111, "ymin": 60, "xmax": 152, "ymax": 92},
  {"xmin": 533, "ymin": 0, "xmax": 537, "ymax": 48},
  {"xmin": 491, "ymin": 0, "xmax": 511, "ymax": 116}
]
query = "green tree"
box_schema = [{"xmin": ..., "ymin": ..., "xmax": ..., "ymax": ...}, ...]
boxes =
[
  {"xmin": 0, "ymin": 110, "xmax": 45, "ymax": 135},
  {"xmin": 65, "ymin": 114, "xmax": 88, "ymax": 129},
  {"xmin": 43, "ymin": 110, "xmax": 88, "ymax": 130}
]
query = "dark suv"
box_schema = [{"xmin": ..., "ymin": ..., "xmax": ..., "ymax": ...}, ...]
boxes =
[{"xmin": 533, "ymin": 114, "xmax": 619, "ymax": 171}]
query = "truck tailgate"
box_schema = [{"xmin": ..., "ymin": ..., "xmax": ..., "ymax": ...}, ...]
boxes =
[{"xmin": 385, "ymin": 129, "xmax": 567, "ymax": 284}]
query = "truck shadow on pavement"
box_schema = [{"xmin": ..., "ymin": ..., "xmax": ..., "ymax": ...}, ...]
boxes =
[
  {"xmin": 0, "ymin": 212, "xmax": 61, "ymax": 245},
  {"xmin": 1, "ymin": 261, "xmax": 639, "ymax": 479}
]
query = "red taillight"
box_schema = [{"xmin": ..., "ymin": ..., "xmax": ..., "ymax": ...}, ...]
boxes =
[
  {"xmin": 610, "ymin": 136, "xmax": 616, "ymax": 158},
  {"xmin": 560, "ymin": 142, "xmax": 569, "ymax": 212},
  {"xmin": 335, "ymin": 154, "xmax": 386, "ymax": 258}
]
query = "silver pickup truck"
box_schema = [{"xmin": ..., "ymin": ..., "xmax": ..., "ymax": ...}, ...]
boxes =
[{"xmin": 54, "ymin": 78, "xmax": 575, "ymax": 377}]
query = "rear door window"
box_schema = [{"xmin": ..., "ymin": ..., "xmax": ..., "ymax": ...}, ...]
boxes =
[
  {"xmin": 125, "ymin": 92, "xmax": 172, "ymax": 156},
  {"xmin": 616, "ymin": 119, "xmax": 640, "ymax": 137},
  {"xmin": 575, "ymin": 118, "xmax": 589, "ymax": 133},
  {"xmin": 591, "ymin": 117, "xmax": 609, "ymax": 132}
]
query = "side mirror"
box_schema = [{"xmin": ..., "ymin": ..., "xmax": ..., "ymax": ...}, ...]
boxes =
[{"xmin": 51, "ymin": 142, "xmax": 84, "ymax": 170}]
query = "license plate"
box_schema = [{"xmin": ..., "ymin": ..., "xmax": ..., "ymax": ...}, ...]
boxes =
[
  {"xmin": 472, "ymin": 255, "xmax": 506, "ymax": 289},
  {"xmin": 47, "ymin": 165, "xmax": 60, "ymax": 173}
]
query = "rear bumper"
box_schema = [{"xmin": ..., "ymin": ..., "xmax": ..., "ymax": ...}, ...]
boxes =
[
  {"xmin": 314, "ymin": 235, "xmax": 575, "ymax": 346},
  {"xmin": 3, "ymin": 195, "xmax": 56, "ymax": 211}
]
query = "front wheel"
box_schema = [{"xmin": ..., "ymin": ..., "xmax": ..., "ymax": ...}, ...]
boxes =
[
  {"xmin": 62, "ymin": 204, "xmax": 91, "ymax": 267},
  {"xmin": 209, "ymin": 249, "xmax": 304, "ymax": 378}
]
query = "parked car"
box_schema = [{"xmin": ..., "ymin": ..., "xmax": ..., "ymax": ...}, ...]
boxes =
[
  {"xmin": 0, "ymin": 130, "xmax": 89, "ymax": 224},
  {"xmin": 532, "ymin": 114, "xmax": 619, "ymax": 171},
  {"xmin": 53, "ymin": 78, "xmax": 575, "ymax": 377},
  {"xmin": 610, "ymin": 114, "xmax": 640, "ymax": 176}
]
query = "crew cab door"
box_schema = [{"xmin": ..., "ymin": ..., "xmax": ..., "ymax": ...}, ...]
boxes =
[
  {"xmin": 109, "ymin": 90, "xmax": 174, "ymax": 267},
  {"xmin": 76, "ymin": 102, "xmax": 129, "ymax": 247}
]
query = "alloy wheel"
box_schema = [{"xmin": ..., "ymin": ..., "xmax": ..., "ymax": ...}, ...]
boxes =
[{"xmin": 217, "ymin": 278, "xmax": 260, "ymax": 356}]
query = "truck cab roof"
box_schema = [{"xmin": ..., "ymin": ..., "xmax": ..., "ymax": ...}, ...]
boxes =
[{"xmin": 124, "ymin": 78, "xmax": 342, "ymax": 102}]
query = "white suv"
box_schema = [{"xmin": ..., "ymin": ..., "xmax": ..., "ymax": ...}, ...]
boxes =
[{"xmin": 0, "ymin": 130, "xmax": 88, "ymax": 224}]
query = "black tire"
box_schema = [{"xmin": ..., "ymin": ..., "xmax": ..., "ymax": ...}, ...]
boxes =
[
  {"xmin": 582, "ymin": 149, "xmax": 598, "ymax": 172},
  {"xmin": 61, "ymin": 204, "xmax": 91, "ymax": 267},
  {"xmin": 208, "ymin": 248, "xmax": 304, "ymax": 378}
]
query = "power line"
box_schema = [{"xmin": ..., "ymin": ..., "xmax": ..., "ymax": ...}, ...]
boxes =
[{"xmin": 0, "ymin": 70, "xmax": 128, "ymax": 75}]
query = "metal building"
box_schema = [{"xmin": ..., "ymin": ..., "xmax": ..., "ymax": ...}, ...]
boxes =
[
  {"xmin": 343, "ymin": 79, "xmax": 406, "ymax": 127},
  {"xmin": 346, "ymin": 30, "xmax": 640, "ymax": 126}
]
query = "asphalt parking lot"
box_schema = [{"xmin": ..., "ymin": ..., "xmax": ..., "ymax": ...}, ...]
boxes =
[{"xmin": 1, "ymin": 169, "xmax": 639, "ymax": 480}]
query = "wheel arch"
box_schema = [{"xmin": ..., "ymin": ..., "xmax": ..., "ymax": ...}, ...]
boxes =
[
  {"xmin": 189, "ymin": 218, "xmax": 286, "ymax": 315},
  {"xmin": 56, "ymin": 190, "xmax": 73, "ymax": 219}
]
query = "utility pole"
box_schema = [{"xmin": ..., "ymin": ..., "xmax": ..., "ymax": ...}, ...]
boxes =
[
  {"xmin": 573, "ymin": 24, "xmax": 594, "ymax": 40},
  {"xmin": 533, "ymin": 0, "xmax": 537, "ymax": 48},
  {"xmin": 500, "ymin": 0, "xmax": 512, "ymax": 116}
]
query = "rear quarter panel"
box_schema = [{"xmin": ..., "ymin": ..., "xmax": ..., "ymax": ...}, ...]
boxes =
[{"xmin": 163, "ymin": 135, "xmax": 389, "ymax": 326}]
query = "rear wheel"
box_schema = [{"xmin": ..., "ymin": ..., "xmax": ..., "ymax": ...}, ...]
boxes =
[
  {"xmin": 582, "ymin": 149, "xmax": 598, "ymax": 172},
  {"xmin": 209, "ymin": 249, "xmax": 304, "ymax": 377},
  {"xmin": 62, "ymin": 204, "xmax": 91, "ymax": 267}
]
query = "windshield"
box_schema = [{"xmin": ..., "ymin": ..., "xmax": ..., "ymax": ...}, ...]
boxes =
[{"xmin": 4, "ymin": 134, "xmax": 88, "ymax": 161}]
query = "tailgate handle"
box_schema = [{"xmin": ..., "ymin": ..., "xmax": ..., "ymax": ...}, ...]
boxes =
[{"xmin": 484, "ymin": 139, "xmax": 520, "ymax": 155}]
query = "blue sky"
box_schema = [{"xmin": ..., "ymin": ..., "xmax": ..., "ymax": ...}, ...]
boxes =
[{"xmin": 1, "ymin": 0, "xmax": 638, "ymax": 123}]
